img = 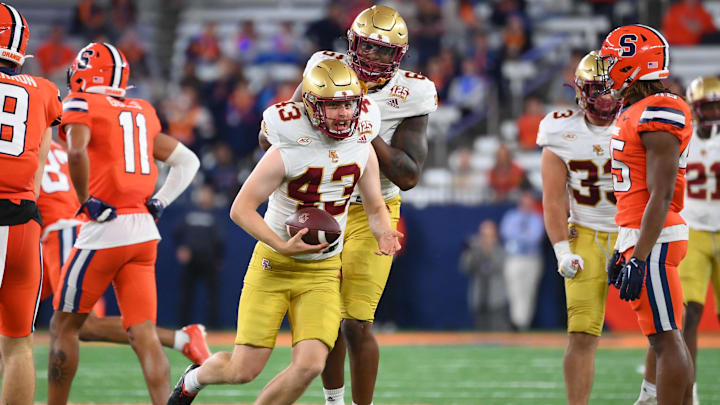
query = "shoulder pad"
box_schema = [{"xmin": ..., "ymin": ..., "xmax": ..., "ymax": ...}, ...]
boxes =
[{"xmin": 537, "ymin": 108, "xmax": 582, "ymax": 147}]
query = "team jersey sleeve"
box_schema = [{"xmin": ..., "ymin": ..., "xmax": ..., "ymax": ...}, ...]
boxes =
[
  {"xmin": 536, "ymin": 112, "xmax": 556, "ymax": 147},
  {"xmin": 364, "ymin": 97, "xmax": 382, "ymax": 142},
  {"xmin": 59, "ymin": 93, "xmax": 92, "ymax": 141},
  {"xmin": 41, "ymin": 78, "xmax": 62, "ymax": 127},
  {"xmin": 302, "ymin": 51, "xmax": 346, "ymax": 77},
  {"xmin": 403, "ymin": 73, "xmax": 438, "ymax": 116},
  {"xmin": 261, "ymin": 105, "xmax": 285, "ymax": 147},
  {"xmin": 636, "ymin": 95, "xmax": 692, "ymax": 142}
]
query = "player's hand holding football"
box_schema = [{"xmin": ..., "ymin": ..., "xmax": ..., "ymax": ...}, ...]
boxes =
[
  {"xmin": 78, "ymin": 196, "xmax": 117, "ymax": 222},
  {"xmin": 375, "ymin": 229, "xmax": 403, "ymax": 256},
  {"xmin": 557, "ymin": 253, "xmax": 584, "ymax": 278},
  {"xmin": 607, "ymin": 249, "xmax": 625, "ymax": 287},
  {"xmin": 617, "ymin": 257, "xmax": 646, "ymax": 301},
  {"xmin": 278, "ymin": 228, "xmax": 329, "ymax": 256}
]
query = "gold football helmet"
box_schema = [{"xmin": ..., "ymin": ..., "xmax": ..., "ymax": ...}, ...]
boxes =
[
  {"xmin": 687, "ymin": 76, "xmax": 720, "ymax": 138},
  {"xmin": 347, "ymin": 5, "xmax": 408, "ymax": 83},
  {"xmin": 302, "ymin": 59, "xmax": 364, "ymax": 139},
  {"xmin": 574, "ymin": 50, "xmax": 621, "ymax": 122}
]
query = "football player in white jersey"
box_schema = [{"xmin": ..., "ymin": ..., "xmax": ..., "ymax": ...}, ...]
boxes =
[
  {"xmin": 168, "ymin": 60, "xmax": 402, "ymax": 405},
  {"xmin": 260, "ymin": 6, "xmax": 437, "ymax": 405},
  {"xmin": 635, "ymin": 76, "xmax": 720, "ymax": 405},
  {"xmin": 537, "ymin": 50, "xmax": 622, "ymax": 405}
]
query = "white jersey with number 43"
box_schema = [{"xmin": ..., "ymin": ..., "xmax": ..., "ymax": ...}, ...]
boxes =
[
  {"xmin": 681, "ymin": 132, "xmax": 720, "ymax": 232},
  {"xmin": 261, "ymin": 98, "xmax": 381, "ymax": 260},
  {"xmin": 303, "ymin": 51, "xmax": 438, "ymax": 200},
  {"xmin": 536, "ymin": 107, "xmax": 617, "ymax": 233}
]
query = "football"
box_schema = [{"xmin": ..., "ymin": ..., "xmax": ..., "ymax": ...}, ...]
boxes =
[{"xmin": 284, "ymin": 207, "xmax": 342, "ymax": 245}]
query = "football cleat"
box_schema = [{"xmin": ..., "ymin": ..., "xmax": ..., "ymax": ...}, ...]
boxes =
[
  {"xmin": 181, "ymin": 324, "xmax": 211, "ymax": 365},
  {"xmin": 168, "ymin": 364, "xmax": 200, "ymax": 405}
]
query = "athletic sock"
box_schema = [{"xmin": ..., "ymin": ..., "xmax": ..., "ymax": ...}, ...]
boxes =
[
  {"xmin": 183, "ymin": 367, "xmax": 204, "ymax": 395},
  {"xmin": 637, "ymin": 379, "xmax": 657, "ymax": 401},
  {"xmin": 324, "ymin": 386, "xmax": 345, "ymax": 404},
  {"xmin": 173, "ymin": 330, "xmax": 190, "ymax": 351}
]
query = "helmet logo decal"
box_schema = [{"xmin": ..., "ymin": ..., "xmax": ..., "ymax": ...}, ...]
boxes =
[
  {"xmin": 78, "ymin": 49, "xmax": 94, "ymax": 69},
  {"xmin": 619, "ymin": 34, "xmax": 637, "ymax": 57}
]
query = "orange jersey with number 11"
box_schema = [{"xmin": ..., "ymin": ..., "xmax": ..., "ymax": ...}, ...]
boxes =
[
  {"xmin": 59, "ymin": 92, "xmax": 161, "ymax": 214},
  {"xmin": 611, "ymin": 92, "xmax": 693, "ymax": 229},
  {"xmin": 0, "ymin": 71, "xmax": 62, "ymax": 200}
]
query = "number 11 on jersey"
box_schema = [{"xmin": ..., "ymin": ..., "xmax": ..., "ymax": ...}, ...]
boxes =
[{"xmin": 118, "ymin": 110, "xmax": 150, "ymax": 175}]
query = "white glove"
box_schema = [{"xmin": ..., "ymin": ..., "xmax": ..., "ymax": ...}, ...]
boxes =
[{"xmin": 553, "ymin": 240, "xmax": 584, "ymax": 278}]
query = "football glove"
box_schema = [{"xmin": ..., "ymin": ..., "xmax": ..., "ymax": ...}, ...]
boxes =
[
  {"xmin": 146, "ymin": 198, "xmax": 164, "ymax": 222},
  {"xmin": 618, "ymin": 257, "xmax": 646, "ymax": 301},
  {"xmin": 557, "ymin": 253, "xmax": 584, "ymax": 278},
  {"xmin": 607, "ymin": 249, "xmax": 625, "ymax": 287},
  {"xmin": 77, "ymin": 196, "xmax": 117, "ymax": 222}
]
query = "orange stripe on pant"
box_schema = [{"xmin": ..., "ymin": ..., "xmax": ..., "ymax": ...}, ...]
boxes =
[
  {"xmin": 0, "ymin": 220, "xmax": 43, "ymax": 338},
  {"xmin": 622, "ymin": 240, "xmax": 687, "ymax": 336},
  {"xmin": 53, "ymin": 240, "xmax": 158, "ymax": 330}
]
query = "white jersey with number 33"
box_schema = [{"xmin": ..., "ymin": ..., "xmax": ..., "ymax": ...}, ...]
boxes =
[
  {"xmin": 536, "ymin": 107, "xmax": 618, "ymax": 233},
  {"xmin": 681, "ymin": 132, "xmax": 720, "ymax": 232},
  {"xmin": 261, "ymin": 98, "xmax": 381, "ymax": 260},
  {"xmin": 303, "ymin": 51, "xmax": 438, "ymax": 200}
]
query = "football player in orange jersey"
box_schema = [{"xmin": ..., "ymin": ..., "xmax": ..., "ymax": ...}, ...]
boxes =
[
  {"xmin": 38, "ymin": 140, "xmax": 211, "ymax": 366},
  {"xmin": 600, "ymin": 25, "xmax": 694, "ymax": 405},
  {"xmin": 47, "ymin": 43, "xmax": 200, "ymax": 405},
  {"xmin": 0, "ymin": 3, "xmax": 62, "ymax": 404}
]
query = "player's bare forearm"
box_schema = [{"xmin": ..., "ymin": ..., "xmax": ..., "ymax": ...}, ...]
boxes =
[
  {"xmin": 67, "ymin": 151, "xmax": 89, "ymax": 203},
  {"xmin": 365, "ymin": 201, "xmax": 392, "ymax": 240},
  {"xmin": 229, "ymin": 201, "xmax": 286, "ymax": 251},
  {"xmin": 540, "ymin": 148, "xmax": 570, "ymax": 244},
  {"xmin": 634, "ymin": 131, "xmax": 680, "ymax": 259},
  {"xmin": 34, "ymin": 127, "xmax": 52, "ymax": 199},
  {"xmin": 373, "ymin": 115, "xmax": 428, "ymax": 191}
]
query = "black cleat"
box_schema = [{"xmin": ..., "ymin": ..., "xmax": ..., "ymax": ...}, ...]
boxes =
[{"xmin": 167, "ymin": 364, "xmax": 200, "ymax": 405}]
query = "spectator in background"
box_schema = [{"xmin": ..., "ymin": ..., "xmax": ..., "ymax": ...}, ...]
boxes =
[
  {"xmin": 224, "ymin": 81, "xmax": 260, "ymax": 159},
  {"xmin": 468, "ymin": 31, "xmax": 498, "ymax": 79},
  {"xmin": 261, "ymin": 21, "xmax": 303, "ymax": 64},
  {"xmin": 499, "ymin": 12, "xmax": 531, "ymax": 61},
  {"xmin": 117, "ymin": 30, "xmax": 150, "ymax": 79},
  {"xmin": 186, "ymin": 22, "xmax": 223, "ymax": 82},
  {"xmin": 204, "ymin": 142, "xmax": 241, "ymax": 203},
  {"xmin": 547, "ymin": 49, "xmax": 585, "ymax": 107},
  {"xmin": 448, "ymin": 59, "xmax": 489, "ymax": 117},
  {"xmin": 305, "ymin": 4, "xmax": 346, "ymax": 52},
  {"xmin": 662, "ymin": 0, "xmax": 717, "ymax": 45},
  {"xmin": 231, "ymin": 21, "xmax": 259, "ymax": 64},
  {"xmin": 108, "ymin": 0, "xmax": 137, "ymax": 41},
  {"xmin": 499, "ymin": 190, "xmax": 545, "ymax": 330},
  {"xmin": 488, "ymin": 143, "xmax": 527, "ymax": 202},
  {"xmin": 412, "ymin": 0, "xmax": 444, "ymax": 67},
  {"xmin": 174, "ymin": 184, "xmax": 225, "ymax": 328},
  {"xmin": 460, "ymin": 219, "xmax": 510, "ymax": 330},
  {"xmin": 71, "ymin": 0, "xmax": 106, "ymax": 40},
  {"xmin": 516, "ymin": 96, "xmax": 545, "ymax": 150},
  {"xmin": 163, "ymin": 85, "xmax": 214, "ymax": 152},
  {"xmin": 34, "ymin": 25, "xmax": 76, "ymax": 80}
]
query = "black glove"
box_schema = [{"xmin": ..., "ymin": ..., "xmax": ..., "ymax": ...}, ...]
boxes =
[
  {"xmin": 77, "ymin": 196, "xmax": 117, "ymax": 222},
  {"xmin": 146, "ymin": 198, "xmax": 164, "ymax": 222},
  {"xmin": 618, "ymin": 257, "xmax": 646, "ymax": 301},
  {"xmin": 607, "ymin": 249, "xmax": 625, "ymax": 287}
]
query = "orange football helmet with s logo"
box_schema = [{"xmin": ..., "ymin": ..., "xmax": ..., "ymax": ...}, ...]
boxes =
[
  {"xmin": 598, "ymin": 24, "xmax": 669, "ymax": 95},
  {"xmin": 0, "ymin": 3, "xmax": 30, "ymax": 67},
  {"xmin": 67, "ymin": 42, "xmax": 130, "ymax": 98}
]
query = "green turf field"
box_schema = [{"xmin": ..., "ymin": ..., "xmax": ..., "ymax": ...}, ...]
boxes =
[{"xmin": 30, "ymin": 344, "xmax": 720, "ymax": 404}]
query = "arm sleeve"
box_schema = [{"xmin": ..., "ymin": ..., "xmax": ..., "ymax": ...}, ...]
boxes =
[{"xmin": 152, "ymin": 142, "xmax": 200, "ymax": 207}]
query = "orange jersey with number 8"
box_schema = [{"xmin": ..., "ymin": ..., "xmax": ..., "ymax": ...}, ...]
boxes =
[
  {"xmin": 59, "ymin": 92, "xmax": 160, "ymax": 214},
  {"xmin": 611, "ymin": 92, "xmax": 693, "ymax": 228},
  {"xmin": 0, "ymin": 72, "xmax": 62, "ymax": 200}
]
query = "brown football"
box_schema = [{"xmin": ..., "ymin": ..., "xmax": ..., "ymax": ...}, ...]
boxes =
[{"xmin": 284, "ymin": 207, "xmax": 341, "ymax": 245}]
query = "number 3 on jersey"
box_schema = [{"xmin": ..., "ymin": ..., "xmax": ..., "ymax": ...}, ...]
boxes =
[
  {"xmin": 118, "ymin": 110, "xmax": 150, "ymax": 174},
  {"xmin": 0, "ymin": 83, "xmax": 29, "ymax": 157},
  {"xmin": 287, "ymin": 164, "xmax": 361, "ymax": 215}
]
